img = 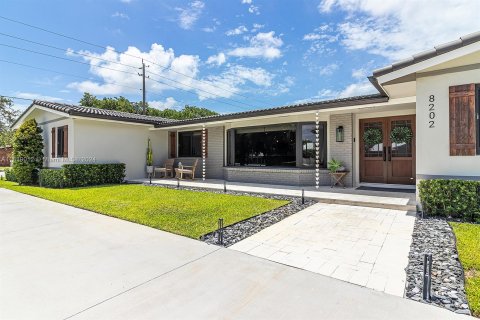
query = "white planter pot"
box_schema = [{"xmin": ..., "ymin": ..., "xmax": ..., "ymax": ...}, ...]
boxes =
[{"xmin": 146, "ymin": 166, "xmax": 154, "ymax": 174}]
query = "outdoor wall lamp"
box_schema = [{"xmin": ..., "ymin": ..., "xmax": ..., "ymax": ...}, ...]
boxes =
[{"xmin": 336, "ymin": 126, "xmax": 344, "ymax": 142}]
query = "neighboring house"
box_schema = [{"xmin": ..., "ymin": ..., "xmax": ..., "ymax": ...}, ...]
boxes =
[
  {"xmin": 0, "ymin": 146, "xmax": 12, "ymax": 166},
  {"xmin": 12, "ymin": 32, "xmax": 480, "ymax": 187}
]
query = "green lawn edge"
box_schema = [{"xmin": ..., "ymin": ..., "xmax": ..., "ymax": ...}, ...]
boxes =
[
  {"xmin": 0, "ymin": 180, "xmax": 289, "ymax": 239},
  {"xmin": 449, "ymin": 222, "xmax": 480, "ymax": 317}
]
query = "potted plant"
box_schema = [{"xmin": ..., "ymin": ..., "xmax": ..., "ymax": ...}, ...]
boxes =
[
  {"xmin": 146, "ymin": 138, "xmax": 153, "ymax": 175},
  {"xmin": 327, "ymin": 158, "xmax": 345, "ymax": 173}
]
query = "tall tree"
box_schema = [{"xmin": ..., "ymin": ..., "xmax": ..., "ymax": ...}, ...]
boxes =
[
  {"xmin": 78, "ymin": 92, "xmax": 218, "ymax": 120},
  {"xmin": 0, "ymin": 97, "xmax": 19, "ymax": 147},
  {"xmin": 12, "ymin": 118, "xmax": 44, "ymax": 185}
]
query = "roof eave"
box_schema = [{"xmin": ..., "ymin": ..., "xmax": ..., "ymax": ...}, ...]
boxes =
[{"xmin": 153, "ymin": 95, "xmax": 389, "ymax": 128}]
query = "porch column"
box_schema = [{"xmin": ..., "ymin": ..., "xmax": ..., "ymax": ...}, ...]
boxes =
[
  {"xmin": 202, "ymin": 124, "xmax": 206, "ymax": 181},
  {"xmin": 315, "ymin": 111, "xmax": 320, "ymax": 189}
]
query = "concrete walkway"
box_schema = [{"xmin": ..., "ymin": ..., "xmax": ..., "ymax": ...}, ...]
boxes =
[
  {"xmin": 231, "ymin": 203, "xmax": 415, "ymax": 297},
  {"xmin": 131, "ymin": 178, "xmax": 416, "ymax": 210},
  {"xmin": 0, "ymin": 189, "xmax": 466, "ymax": 319}
]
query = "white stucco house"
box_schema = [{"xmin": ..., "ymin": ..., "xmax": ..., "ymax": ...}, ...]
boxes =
[{"xmin": 12, "ymin": 32, "xmax": 480, "ymax": 188}]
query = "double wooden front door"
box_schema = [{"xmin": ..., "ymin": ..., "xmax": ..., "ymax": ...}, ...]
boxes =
[{"xmin": 360, "ymin": 115, "xmax": 416, "ymax": 185}]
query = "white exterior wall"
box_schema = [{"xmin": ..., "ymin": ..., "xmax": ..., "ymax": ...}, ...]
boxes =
[
  {"xmin": 73, "ymin": 118, "xmax": 167, "ymax": 180},
  {"xmin": 23, "ymin": 108, "xmax": 74, "ymax": 168},
  {"xmin": 416, "ymin": 68, "xmax": 480, "ymax": 178}
]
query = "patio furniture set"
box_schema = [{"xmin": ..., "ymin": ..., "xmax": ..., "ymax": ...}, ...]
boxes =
[{"xmin": 153, "ymin": 159, "xmax": 199, "ymax": 180}]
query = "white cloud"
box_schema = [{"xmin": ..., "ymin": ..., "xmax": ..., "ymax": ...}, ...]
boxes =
[
  {"xmin": 337, "ymin": 81, "xmax": 377, "ymax": 97},
  {"xmin": 227, "ymin": 31, "xmax": 283, "ymax": 60},
  {"xmin": 251, "ymin": 23, "xmax": 264, "ymax": 32},
  {"xmin": 206, "ymin": 52, "xmax": 226, "ymax": 66},
  {"xmin": 112, "ymin": 12, "xmax": 129, "ymax": 19},
  {"xmin": 351, "ymin": 67, "xmax": 367, "ymax": 79},
  {"xmin": 248, "ymin": 5, "xmax": 260, "ymax": 14},
  {"xmin": 318, "ymin": 63, "xmax": 339, "ymax": 76},
  {"xmin": 176, "ymin": 1, "xmax": 205, "ymax": 30},
  {"xmin": 226, "ymin": 25, "xmax": 248, "ymax": 36},
  {"xmin": 318, "ymin": 0, "xmax": 480, "ymax": 61},
  {"xmin": 202, "ymin": 26, "xmax": 215, "ymax": 33},
  {"xmin": 66, "ymin": 43, "xmax": 274, "ymax": 101},
  {"xmin": 149, "ymin": 97, "xmax": 178, "ymax": 110},
  {"xmin": 302, "ymin": 24, "xmax": 338, "ymax": 58},
  {"xmin": 15, "ymin": 92, "xmax": 64, "ymax": 102},
  {"xmin": 241, "ymin": 0, "xmax": 252, "ymax": 3}
]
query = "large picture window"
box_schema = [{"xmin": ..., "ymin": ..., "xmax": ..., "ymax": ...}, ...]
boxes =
[
  {"xmin": 235, "ymin": 124, "xmax": 296, "ymax": 166},
  {"xmin": 230, "ymin": 122, "xmax": 327, "ymax": 168},
  {"xmin": 178, "ymin": 131, "xmax": 202, "ymax": 157}
]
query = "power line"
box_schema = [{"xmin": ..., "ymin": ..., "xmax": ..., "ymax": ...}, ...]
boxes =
[
  {"xmin": 0, "ymin": 59, "xmax": 141, "ymax": 92},
  {"xmin": 0, "ymin": 32, "xmax": 141, "ymax": 71},
  {"xmin": 147, "ymin": 70, "xmax": 255, "ymax": 109},
  {"xmin": 1, "ymin": 29, "xmax": 259, "ymax": 109},
  {"xmin": 0, "ymin": 15, "xmax": 271, "ymax": 107},
  {"xmin": 0, "ymin": 42, "xmax": 139, "ymax": 76},
  {"xmin": 0, "ymin": 95, "xmax": 34, "ymax": 101},
  {"xmin": 147, "ymin": 76, "xmax": 250, "ymax": 110},
  {"xmin": 1, "ymin": 42, "xmax": 254, "ymax": 111}
]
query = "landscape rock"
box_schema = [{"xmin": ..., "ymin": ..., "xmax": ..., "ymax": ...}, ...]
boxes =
[{"xmin": 405, "ymin": 217, "xmax": 470, "ymax": 315}]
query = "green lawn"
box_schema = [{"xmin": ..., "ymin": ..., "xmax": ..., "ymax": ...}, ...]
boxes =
[
  {"xmin": 0, "ymin": 180, "xmax": 288, "ymax": 239},
  {"xmin": 450, "ymin": 222, "xmax": 480, "ymax": 317},
  {"xmin": 0, "ymin": 166, "xmax": 10, "ymax": 171}
]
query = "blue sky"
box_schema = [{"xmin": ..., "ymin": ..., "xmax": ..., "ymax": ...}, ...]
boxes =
[{"xmin": 1, "ymin": 0, "xmax": 480, "ymax": 114}]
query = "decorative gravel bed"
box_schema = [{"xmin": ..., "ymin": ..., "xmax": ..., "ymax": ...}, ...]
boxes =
[
  {"xmin": 143, "ymin": 183, "xmax": 315, "ymax": 247},
  {"xmin": 405, "ymin": 217, "xmax": 471, "ymax": 315}
]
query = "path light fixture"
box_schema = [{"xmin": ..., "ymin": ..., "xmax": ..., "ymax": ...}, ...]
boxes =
[{"xmin": 336, "ymin": 126, "xmax": 344, "ymax": 142}]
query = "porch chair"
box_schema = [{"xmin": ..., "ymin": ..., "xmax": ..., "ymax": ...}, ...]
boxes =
[
  {"xmin": 175, "ymin": 159, "xmax": 199, "ymax": 180},
  {"xmin": 154, "ymin": 158, "xmax": 175, "ymax": 178}
]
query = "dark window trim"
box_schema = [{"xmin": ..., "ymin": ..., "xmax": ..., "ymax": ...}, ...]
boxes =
[
  {"xmin": 227, "ymin": 121, "xmax": 328, "ymax": 168},
  {"xmin": 57, "ymin": 126, "xmax": 64, "ymax": 158}
]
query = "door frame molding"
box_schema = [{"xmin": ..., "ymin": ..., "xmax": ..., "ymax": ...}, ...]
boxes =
[{"xmin": 359, "ymin": 114, "xmax": 416, "ymax": 185}]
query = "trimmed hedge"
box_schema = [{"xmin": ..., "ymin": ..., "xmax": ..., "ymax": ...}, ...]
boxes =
[
  {"xmin": 63, "ymin": 163, "xmax": 126, "ymax": 187},
  {"xmin": 4, "ymin": 168, "xmax": 16, "ymax": 182},
  {"xmin": 39, "ymin": 169, "xmax": 66, "ymax": 188},
  {"xmin": 419, "ymin": 179, "xmax": 480, "ymax": 220}
]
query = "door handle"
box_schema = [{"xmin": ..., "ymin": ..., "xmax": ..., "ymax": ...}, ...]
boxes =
[
  {"xmin": 388, "ymin": 146, "xmax": 392, "ymax": 161},
  {"xmin": 383, "ymin": 146, "xmax": 387, "ymax": 161}
]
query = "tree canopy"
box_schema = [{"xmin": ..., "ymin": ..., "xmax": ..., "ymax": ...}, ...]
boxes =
[
  {"xmin": 79, "ymin": 92, "xmax": 218, "ymax": 120},
  {"xmin": 0, "ymin": 97, "xmax": 20, "ymax": 148}
]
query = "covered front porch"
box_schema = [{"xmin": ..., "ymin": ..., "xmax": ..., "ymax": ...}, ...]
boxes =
[{"xmin": 130, "ymin": 177, "xmax": 416, "ymax": 211}]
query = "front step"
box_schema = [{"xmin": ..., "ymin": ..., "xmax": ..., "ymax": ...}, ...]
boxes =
[{"xmin": 304, "ymin": 190, "xmax": 416, "ymax": 211}]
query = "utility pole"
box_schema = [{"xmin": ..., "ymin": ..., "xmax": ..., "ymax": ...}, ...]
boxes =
[{"xmin": 138, "ymin": 59, "xmax": 149, "ymax": 115}]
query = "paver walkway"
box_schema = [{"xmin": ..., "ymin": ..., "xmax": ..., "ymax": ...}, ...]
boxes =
[
  {"xmin": 1, "ymin": 188, "xmax": 463, "ymax": 320},
  {"xmin": 231, "ymin": 202, "xmax": 416, "ymax": 297}
]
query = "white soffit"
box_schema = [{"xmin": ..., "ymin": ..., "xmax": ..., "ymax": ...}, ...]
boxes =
[{"xmin": 377, "ymin": 41, "xmax": 480, "ymax": 84}]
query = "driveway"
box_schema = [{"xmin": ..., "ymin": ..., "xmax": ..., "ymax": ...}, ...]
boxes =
[
  {"xmin": 0, "ymin": 189, "xmax": 462, "ymax": 319},
  {"xmin": 230, "ymin": 203, "xmax": 415, "ymax": 296}
]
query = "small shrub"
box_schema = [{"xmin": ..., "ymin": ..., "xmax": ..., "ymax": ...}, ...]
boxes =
[
  {"xmin": 39, "ymin": 169, "xmax": 66, "ymax": 188},
  {"xmin": 419, "ymin": 179, "xmax": 480, "ymax": 220},
  {"xmin": 63, "ymin": 163, "xmax": 125, "ymax": 187},
  {"xmin": 12, "ymin": 118, "xmax": 44, "ymax": 185},
  {"xmin": 4, "ymin": 168, "xmax": 16, "ymax": 182}
]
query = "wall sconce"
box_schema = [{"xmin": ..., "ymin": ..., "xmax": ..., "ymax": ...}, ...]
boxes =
[{"xmin": 336, "ymin": 126, "xmax": 344, "ymax": 142}]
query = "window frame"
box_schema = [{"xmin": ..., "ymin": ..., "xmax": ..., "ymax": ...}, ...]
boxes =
[
  {"xmin": 57, "ymin": 126, "xmax": 64, "ymax": 158},
  {"xmin": 177, "ymin": 130, "xmax": 202, "ymax": 158}
]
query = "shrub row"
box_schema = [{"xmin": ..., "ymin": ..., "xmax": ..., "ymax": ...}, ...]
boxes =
[
  {"xmin": 419, "ymin": 179, "xmax": 480, "ymax": 221},
  {"xmin": 63, "ymin": 164, "xmax": 125, "ymax": 187},
  {"xmin": 39, "ymin": 169, "xmax": 66, "ymax": 188},
  {"xmin": 38, "ymin": 163, "xmax": 126, "ymax": 188},
  {"xmin": 4, "ymin": 168, "xmax": 16, "ymax": 182}
]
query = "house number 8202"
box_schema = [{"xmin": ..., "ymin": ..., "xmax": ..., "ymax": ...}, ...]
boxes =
[{"xmin": 428, "ymin": 95, "xmax": 435, "ymax": 128}]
